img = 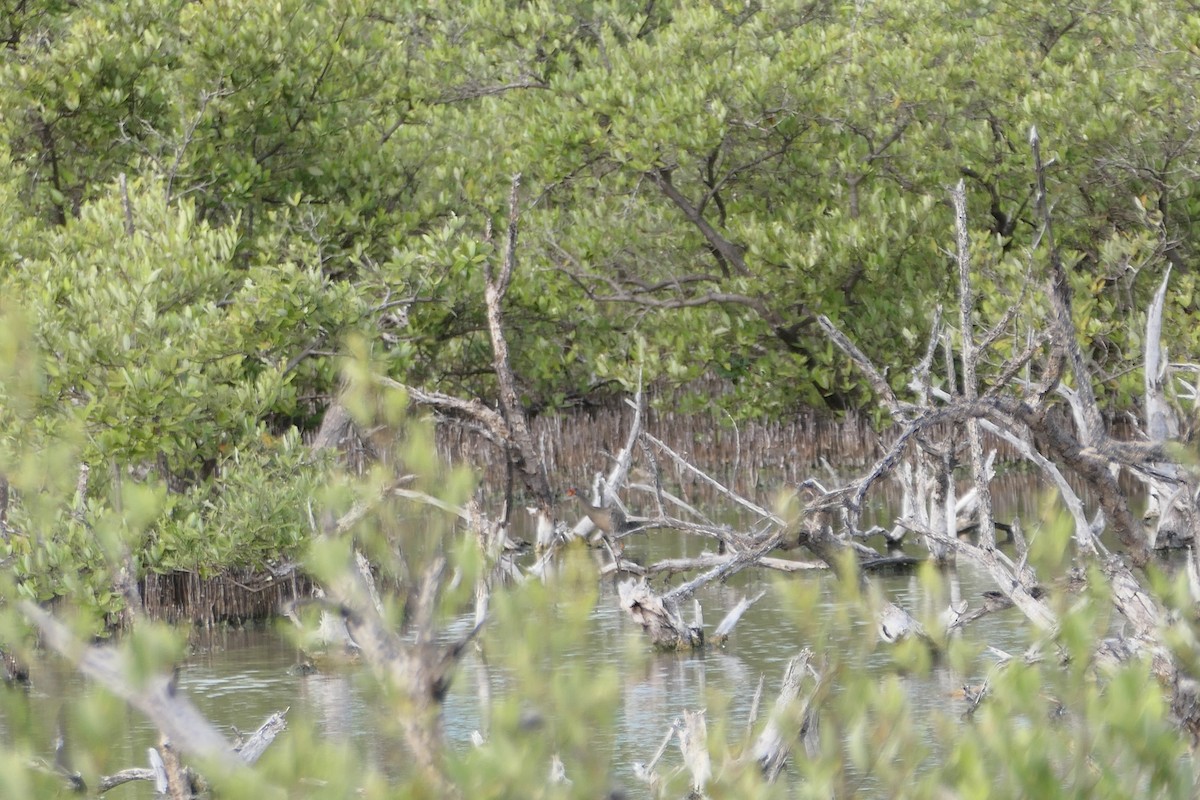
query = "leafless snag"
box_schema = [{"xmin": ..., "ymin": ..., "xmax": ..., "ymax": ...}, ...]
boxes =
[
  {"xmin": 952, "ymin": 179, "xmax": 996, "ymax": 549},
  {"xmin": 752, "ymin": 649, "xmax": 822, "ymax": 782},
  {"xmin": 798, "ymin": 128, "xmax": 1200, "ymax": 737}
]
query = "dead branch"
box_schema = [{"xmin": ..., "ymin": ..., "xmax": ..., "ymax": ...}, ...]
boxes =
[
  {"xmin": 20, "ymin": 602, "xmax": 243, "ymax": 771},
  {"xmin": 817, "ymin": 314, "xmax": 906, "ymax": 420},
  {"xmin": 1031, "ymin": 126, "xmax": 1104, "ymax": 446},
  {"xmin": 753, "ymin": 649, "xmax": 821, "ymax": 782},
  {"xmin": 566, "ymin": 385, "xmax": 645, "ymax": 541},
  {"xmin": 602, "ymin": 552, "xmax": 824, "ymax": 579},
  {"xmin": 952, "ymin": 179, "xmax": 997, "ymax": 549},
  {"xmin": 379, "ymin": 379, "xmax": 511, "ymax": 443},
  {"xmin": 712, "ymin": 590, "xmax": 767, "ymax": 644},
  {"xmin": 234, "ymin": 710, "xmax": 289, "ymax": 764},
  {"xmin": 632, "ymin": 720, "xmax": 677, "ymax": 789},
  {"xmin": 96, "ymin": 767, "xmax": 158, "ymax": 792},
  {"xmin": 618, "ymin": 579, "xmax": 703, "ymax": 649},
  {"xmin": 482, "ymin": 175, "xmax": 555, "ymax": 539},
  {"xmin": 644, "ymin": 432, "xmax": 782, "ymax": 524}
]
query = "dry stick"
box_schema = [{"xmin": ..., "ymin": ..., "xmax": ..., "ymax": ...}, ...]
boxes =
[
  {"xmin": 929, "ymin": 385, "xmax": 1096, "ymax": 554},
  {"xmin": 381, "ymin": 380, "xmax": 511, "ymax": 449},
  {"xmin": 900, "ymin": 519, "xmax": 1057, "ymax": 631},
  {"xmin": 234, "ymin": 710, "xmax": 289, "ymax": 764},
  {"xmin": 952, "ymin": 180, "xmax": 996, "ymax": 549},
  {"xmin": 1030, "ymin": 126, "xmax": 1105, "ymax": 447},
  {"xmin": 712, "ymin": 590, "xmax": 768, "ymax": 644},
  {"xmin": 96, "ymin": 768, "xmax": 159, "ymax": 793},
  {"xmin": 895, "ymin": 309, "xmax": 943, "ymax": 546},
  {"xmin": 981, "ymin": 329, "xmax": 1050, "ymax": 402},
  {"xmin": 601, "ymin": 553, "xmax": 824, "ymax": 579},
  {"xmin": 1138, "ymin": 267, "xmax": 1198, "ymax": 550},
  {"xmin": 157, "ymin": 740, "xmax": 190, "ymax": 800},
  {"xmin": 618, "ymin": 515, "xmax": 744, "ymax": 549},
  {"xmin": 753, "ymin": 649, "xmax": 818, "ymax": 782},
  {"xmin": 1025, "ymin": 130, "xmax": 1147, "ymax": 564},
  {"xmin": 938, "ymin": 333, "xmax": 959, "ymax": 554},
  {"xmin": 608, "ymin": 386, "xmax": 644, "ymax": 493},
  {"xmin": 744, "ymin": 673, "xmax": 766, "ymax": 743},
  {"xmin": 644, "ymin": 432, "xmax": 782, "ymax": 524},
  {"xmin": 624, "ymin": 481, "xmax": 717, "ymax": 527},
  {"xmin": 636, "ymin": 438, "xmax": 669, "ymax": 520},
  {"xmin": 662, "ymin": 531, "xmax": 786, "ymax": 607},
  {"xmin": 21, "ymin": 603, "xmax": 243, "ymax": 771},
  {"xmin": 633, "ymin": 720, "xmax": 679, "ymax": 786},
  {"xmin": 817, "ymin": 314, "xmax": 908, "ymax": 421},
  {"xmin": 801, "ymin": 364, "xmax": 1053, "ymax": 628},
  {"xmin": 568, "ymin": 388, "xmax": 644, "ymax": 541},
  {"xmin": 1145, "ymin": 266, "xmax": 1177, "ymax": 443}
]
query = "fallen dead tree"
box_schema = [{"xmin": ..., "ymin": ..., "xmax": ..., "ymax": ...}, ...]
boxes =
[
  {"xmin": 781, "ymin": 133, "xmax": 1200, "ymax": 735},
  {"xmin": 269, "ymin": 136, "xmax": 1200, "ymax": 793},
  {"xmin": 20, "ymin": 602, "xmax": 287, "ymax": 796},
  {"xmin": 527, "ymin": 130, "xmax": 1200, "ymax": 741}
]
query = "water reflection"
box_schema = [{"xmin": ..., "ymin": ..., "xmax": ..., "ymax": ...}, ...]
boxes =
[{"xmin": 1, "ymin": 531, "xmax": 1039, "ymax": 797}]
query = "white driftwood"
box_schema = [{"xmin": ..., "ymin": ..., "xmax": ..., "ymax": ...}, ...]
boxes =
[
  {"xmin": 712, "ymin": 591, "xmax": 767, "ymax": 645},
  {"xmin": 877, "ymin": 602, "xmax": 925, "ymax": 644},
  {"xmin": 753, "ymin": 649, "xmax": 819, "ymax": 782},
  {"xmin": 677, "ymin": 709, "xmax": 711, "ymax": 794},
  {"xmin": 618, "ymin": 579, "xmax": 701, "ymax": 649},
  {"xmin": 573, "ymin": 388, "xmax": 644, "ymax": 540},
  {"xmin": 601, "ymin": 552, "xmax": 824, "ymax": 579},
  {"xmin": 952, "ymin": 179, "xmax": 997, "ymax": 550},
  {"xmin": 632, "ymin": 720, "xmax": 676, "ymax": 790},
  {"xmin": 235, "ymin": 710, "xmax": 288, "ymax": 765},
  {"xmin": 745, "ymin": 673, "xmax": 766, "ymax": 743}
]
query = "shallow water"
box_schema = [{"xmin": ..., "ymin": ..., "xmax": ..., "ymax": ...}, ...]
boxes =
[{"xmin": 1, "ymin": 479, "xmax": 1061, "ymax": 797}]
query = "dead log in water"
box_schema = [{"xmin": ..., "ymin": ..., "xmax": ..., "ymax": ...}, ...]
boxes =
[
  {"xmin": 616, "ymin": 540, "xmax": 775, "ymax": 650},
  {"xmin": 21, "ymin": 601, "xmax": 290, "ymax": 795},
  {"xmin": 752, "ymin": 649, "xmax": 822, "ymax": 782},
  {"xmin": 618, "ymin": 580, "xmax": 703, "ymax": 649}
]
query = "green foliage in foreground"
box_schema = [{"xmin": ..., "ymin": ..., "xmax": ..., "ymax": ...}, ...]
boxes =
[
  {"xmin": 1, "ymin": 520, "xmax": 1197, "ymax": 798},
  {"xmin": 1, "ymin": 360, "xmax": 1198, "ymax": 798}
]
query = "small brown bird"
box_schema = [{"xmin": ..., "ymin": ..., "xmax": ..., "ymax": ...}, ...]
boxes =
[{"xmin": 565, "ymin": 486, "xmax": 627, "ymax": 535}]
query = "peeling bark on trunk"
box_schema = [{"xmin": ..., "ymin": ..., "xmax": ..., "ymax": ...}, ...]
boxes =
[{"xmin": 484, "ymin": 175, "xmax": 555, "ymax": 544}]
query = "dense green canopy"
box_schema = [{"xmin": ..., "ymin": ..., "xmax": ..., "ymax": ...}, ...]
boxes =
[{"xmin": 2, "ymin": 0, "xmax": 1198, "ymax": 585}]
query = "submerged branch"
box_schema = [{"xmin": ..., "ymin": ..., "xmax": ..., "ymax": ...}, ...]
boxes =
[{"xmin": 21, "ymin": 602, "xmax": 243, "ymax": 771}]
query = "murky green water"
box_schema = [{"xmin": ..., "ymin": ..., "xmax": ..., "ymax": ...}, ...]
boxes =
[
  {"xmin": 2, "ymin": 483, "xmax": 1055, "ymax": 797},
  {"xmin": 7, "ymin": 569, "xmax": 1030, "ymax": 798}
]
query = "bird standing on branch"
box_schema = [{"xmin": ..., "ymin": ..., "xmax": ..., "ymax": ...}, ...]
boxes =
[{"xmin": 565, "ymin": 486, "xmax": 627, "ymax": 536}]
